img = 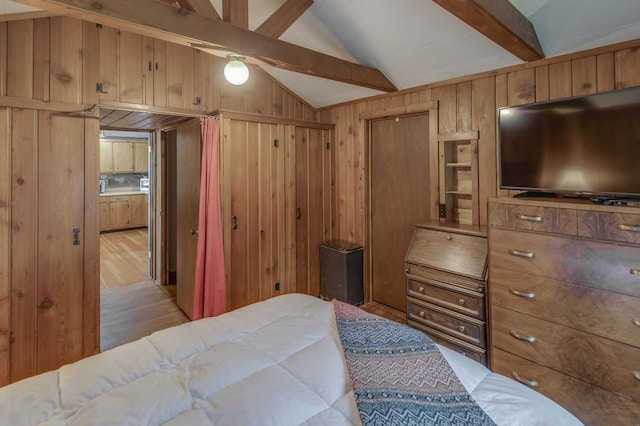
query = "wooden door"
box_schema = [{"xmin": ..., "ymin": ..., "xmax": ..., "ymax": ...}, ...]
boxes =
[
  {"xmin": 225, "ymin": 119, "xmax": 287, "ymax": 310},
  {"xmin": 295, "ymin": 127, "xmax": 332, "ymax": 296},
  {"xmin": 133, "ymin": 142, "xmax": 148, "ymax": 172},
  {"xmin": 112, "ymin": 141, "xmax": 133, "ymax": 172},
  {"xmin": 99, "ymin": 140, "xmax": 113, "ymax": 173},
  {"xmin": 175, "ymin": 119, "xmax": 201, "ymax": 319},
  {"xmin": 370, "ymin": 114, "xmax": 430, "ymax": 312}
]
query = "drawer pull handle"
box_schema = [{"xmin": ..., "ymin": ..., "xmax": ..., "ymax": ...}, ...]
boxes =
[
  {"xmin": 509, "ymin": 249, "xmax": 535, "ymax": 259},
  {"xmin": 418, "ymin": 286, "xmax": 425, "ymax": 294},
  {"xmin": 518, "ymin": 214, "xmax": 543, "ymax": 223},
  {"xmin": 446, "ymin": 235, "xmax": 453, "ymax": 241},
  {"xmin": 419, "ymin": 311, "xmax": 426, "ymax": 318},
  {"xmin": 630, "ymin": 268, "xmax": 640, "ymax": 276},
  {"xmin": 509, "ymin": 288, "xmax": 536, "ymax": 299},
  {"xmin": 617, "ymin": 224, "xmax": 640, "ymax": 232},
  {"xmin": 458, "ymin": 298, "xmax": 466, "ymax": 306},
  {"xmin": 512, "ymin": 371, "xmax": 539, "ymax": 388},
  {"xmin": 510, "ymin": 329, "xmax": 537, "ymax": 343},
  {"xmin": 405, "ymin": 266, "xmax": 410, "ymax": 273},
  {"xmin": 633, "ymin": 318, "xmax": 640, "ymax": 327},
  {"xmin": 633, "ymin": 371, "xmax": 640, "ymax": 381},
  {"xmin": 458, "ymin": 325, "xmax": 466, "ymax": 333}
]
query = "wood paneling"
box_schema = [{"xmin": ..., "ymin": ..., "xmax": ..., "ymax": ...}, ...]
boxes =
[
  {"xmin": 0, "ymin": 108, "xmax": 9, "ymax": 385},
  {"xmin": 319, "ymin": 38, "xmax": 640, "ymax": 303}
]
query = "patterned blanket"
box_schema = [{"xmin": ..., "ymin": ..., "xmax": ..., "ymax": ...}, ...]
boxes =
[{"xmin": 333, "ymin": 300, "xmax": 496, "ymax": 426}]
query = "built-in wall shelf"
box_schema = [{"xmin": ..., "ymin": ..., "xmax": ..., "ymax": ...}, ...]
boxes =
[{"xmin": 438, "ymin": 130, "xmax": 479, "ymax": 225}]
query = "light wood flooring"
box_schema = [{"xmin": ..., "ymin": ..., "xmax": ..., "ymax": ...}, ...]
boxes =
[
  {"xmin": 100, "ymin": 228, "xmax": 151, "ymax": 290},
  {"xmin": 100, "ymin": 228, "xmax": 189, "ymax": 351},
  {"xmin": 99, "ymin": 228, "xmax": 405, "ymax": 350}
]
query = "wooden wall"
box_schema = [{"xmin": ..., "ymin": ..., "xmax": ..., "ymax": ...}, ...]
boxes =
[
  {"xmin": 318, "ymin": 39, "xmax": 640, "ymax": 248},
  {"xmin": 0, "ymin": 15, "xmax": 319, "ymax": 385}
]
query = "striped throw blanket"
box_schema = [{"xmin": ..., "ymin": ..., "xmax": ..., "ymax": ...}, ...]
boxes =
[{"xmin": 333, "ymin": 300, "xmax": 496, "ymax": 426}]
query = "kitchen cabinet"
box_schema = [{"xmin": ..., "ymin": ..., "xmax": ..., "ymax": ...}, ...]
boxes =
[
  {"xmin": 99, "ymin": 140, "xmax": 114, "ymax": 173},
  {"xmin": 99, "ymin": 198, "xmax": 110, "ymax": 232},
  {"xmin": 112, "ymin": 141, "xmax": 134, "ymax": 173},
  {"xmin": 109, "ymin": 195, "xmax": 131, "ymax": 229},
  {"xmin": 100, "ymin": 140, "xmax": 148, "ymax": 174},
  {"xmin": 133, "ymin": 142, "xmax": 148, "ymax": 173},
  {"xmin": 100, "ymin": 193, "xmax": 148, "ymax": 232},
  {"xmin": 130, "ymin": 194, "xmax": 148, "ymax": 226}
]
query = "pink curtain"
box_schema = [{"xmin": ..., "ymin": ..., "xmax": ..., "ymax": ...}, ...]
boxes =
[{"xmin": 193, "ymin": 117, "xmax": 226, "ymax": 319}]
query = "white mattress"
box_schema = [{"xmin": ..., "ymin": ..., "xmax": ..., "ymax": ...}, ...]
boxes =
[{"xmin": 0, "ymin": 293, "xmax": 582, "ymax": 425}]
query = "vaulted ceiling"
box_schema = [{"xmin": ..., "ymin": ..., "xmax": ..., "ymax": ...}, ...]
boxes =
[{"xmin": 3, "ymin": 0, "xmax": 640, "ymax": 108}]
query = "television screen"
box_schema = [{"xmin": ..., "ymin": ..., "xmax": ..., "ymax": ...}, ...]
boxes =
[{"xmin": 498, "ymin": 87, "xmax": 640, "ymax": 198}]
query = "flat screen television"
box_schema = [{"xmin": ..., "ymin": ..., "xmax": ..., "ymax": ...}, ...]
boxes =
[{"xmin": 498, "ymin": 87, "xmax": 640, "ymax": 200}]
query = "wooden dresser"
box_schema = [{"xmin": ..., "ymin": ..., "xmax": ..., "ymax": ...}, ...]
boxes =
[
  {"xmin": 488, "ymin": 197, "xmax": 640, "ymax": 425},
  {"xmin": 405, "ymin": 222, "xmax": 488, "ymax": 365}
]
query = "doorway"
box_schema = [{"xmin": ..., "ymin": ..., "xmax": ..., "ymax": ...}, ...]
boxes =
[
  {"xmin": 369, "ymin": 114, "xmax": 431, "ymax": 312},
  {"xmin": 99, "ymin": 129, "xmax": 153, "ymax": 290}
]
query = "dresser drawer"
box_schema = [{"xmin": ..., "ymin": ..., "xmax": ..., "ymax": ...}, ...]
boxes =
[
  {"xmin": 408, "ymin": 320, "xmax": 487, "ymax": 366},
  {"xmin": 492, "ymin": 348, "xmax": 640, "ymax": 426},
  {"xmin": 492, "ymin": 305, "xmax": 640, "ymax": 401},
  {"xmin": 578, "ymin": 210, "xmax": 640, "ymax": 244},
  {"xmin": 490, "ymin": 265, "xmax": 640, "ymax": 348},
  {"xmin": 405, "ymin": 227, "xmax": 487, "ymax": 281},
  {"xmin": 407, "ymin": 275, "xmax": 485, "ymax": 320},
  {"xmin": 490, "ymin": 227, "xmax": 640, "ymax": 298},
  {"xmin": 489, "ymin": 202, "xmax": 577, "ymax": 235},
  {"xmin": 407, "ymin": 298, "xmax": 485, "ymax": 348},
  {"xmin": 406, "ymin": 263, "xmax": 485, "ymax": 293}
]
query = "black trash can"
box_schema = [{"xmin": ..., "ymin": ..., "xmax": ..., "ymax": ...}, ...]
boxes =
[{"xmin": 319, "ymin": 240, "xmax": 363, "ymax": 305}]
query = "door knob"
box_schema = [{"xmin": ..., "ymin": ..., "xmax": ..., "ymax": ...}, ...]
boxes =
[{"xmin": 190, "ymin": 228, "xmax": 199, "ymax": 235}]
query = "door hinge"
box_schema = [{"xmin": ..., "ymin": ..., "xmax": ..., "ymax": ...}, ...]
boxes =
[
  {"xmin": 96, "ymin": 23, "xmax": 102, "ymax": 29},
  {"xmin": 274, "ymin": 139, "xmax": 279, "ymax": 148},
  {"xmin": 192, "ymin": 96, "xmax": 201, "ymax": 106},
  {"xmin": 275, "ymin": 282, "xmax": 280, "ymax": 291},
  {"xmin": 96, "ymin": 82, "xmax": 108, "ymax": 94},
  {"xmin": 326, "ymin": 142, "xmax": 331, "ymax": 150}
]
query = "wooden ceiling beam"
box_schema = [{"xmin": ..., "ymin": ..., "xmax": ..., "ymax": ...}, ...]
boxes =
[
  {"xmin": 433, "ymin": 0, "xmax": 544, "ymax": 62},
  {"xmin": 256, "ymin": 0, "xmax": 314, "ymax": 38},
  {"xmin": 222, "ymin": 0, "xmax": 248, "ymax": 28},
  {"xmin": 14, "ymin": 0, "xmax": 397, "ymax": 92},
  {"xmin": 175, "ymin": 0, "xmax": 221, "ymax": 21}
]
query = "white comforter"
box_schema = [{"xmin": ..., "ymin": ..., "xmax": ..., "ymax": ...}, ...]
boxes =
[{"xmin": 0, "ymin": 294, "xmax": 581, "ymax": 425}]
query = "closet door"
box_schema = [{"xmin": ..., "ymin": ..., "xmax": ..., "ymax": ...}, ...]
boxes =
[
  {"xmin": 295, "ymin": 127, "xmax": 333, "ymax": 296},
  {"xmin": 175, "ymin": 119, "xmax": 201, "ymax": 319},
  {"xmin": 224, "ymin": 120, "xmax": 287, "ymax": 311},
  {"xmin": 3, "ymin": 108, "xmax": 96, "ymax": 383},
  {"xmin": 370, "ymin": 114, "xmax": 430, "ymax": 312}
]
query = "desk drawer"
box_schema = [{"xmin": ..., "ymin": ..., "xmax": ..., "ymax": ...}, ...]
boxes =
[
  {"xmin": 407, "ymin": 276, "xmax": 484, "ymax": 320},
  {"xmin": 407, "ymin": 298, "xmax": 485, "ymax": 348},
  {"xmin": 409, "ymin": 320, "xmax": 487, "ymax": 366}
]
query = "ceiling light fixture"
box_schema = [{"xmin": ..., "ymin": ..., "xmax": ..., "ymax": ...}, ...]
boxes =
[{"xmin": 224, "ymin": 55, "xmax": 249, "ymax": 85}]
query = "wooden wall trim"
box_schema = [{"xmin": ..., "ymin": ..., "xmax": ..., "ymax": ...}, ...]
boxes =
[
  {"xmin": 0, "ymin": 11, "xmax": 58, "ymax": 23},
  {"xmin": 218, "ymin": 110, "xmax": 334, "ymax": 129},
  {"xmin": 319, "ymin": 37, "xmax": 640, "ymax": 112},
  {"xmin": 359, "ymin": 102, "xmax": 437, "ymax": 120},
  {"xmin": 0, "ymin": 95, "xmax": 97, "ymax": 114}
]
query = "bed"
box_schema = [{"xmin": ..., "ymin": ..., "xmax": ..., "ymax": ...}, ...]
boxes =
[{"xmin": 0, "ymin": 293, "xmax": 581, "ymax": 425}]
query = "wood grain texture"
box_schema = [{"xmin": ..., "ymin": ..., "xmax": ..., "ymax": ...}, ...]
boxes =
[
  {"xmin": 0, "ymin": 107, "xmax": 10, "ymax": 386},
  {"xmin": 492, "ymin": 347, "xmax": 640, "ymax": 425},
  {"xmin": 49, "ymin": 17, "xmax": 83, "ymax": 104},
  {"xmin": 492, "ymin": 305, "xmax": 640, "ymax": 401}
]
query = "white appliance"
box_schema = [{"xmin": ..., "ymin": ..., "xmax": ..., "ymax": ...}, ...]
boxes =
[
  {"xmin": 139, "ymin": 178, "xmax": 149, "ymax": 191},
  {"xmin": 99, "ymin": 179, "xmax": 106, "ymax": 194}
]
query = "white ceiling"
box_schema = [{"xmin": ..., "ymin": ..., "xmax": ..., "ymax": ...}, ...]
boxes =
[{"xmin": 3, "ymin": 0, "xmax": 640, "ymax": 108}]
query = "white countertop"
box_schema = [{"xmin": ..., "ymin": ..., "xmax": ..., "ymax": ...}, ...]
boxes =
[{"xmin": 100, "ymin": 190, "xmax": 148, "ymax": 197}]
